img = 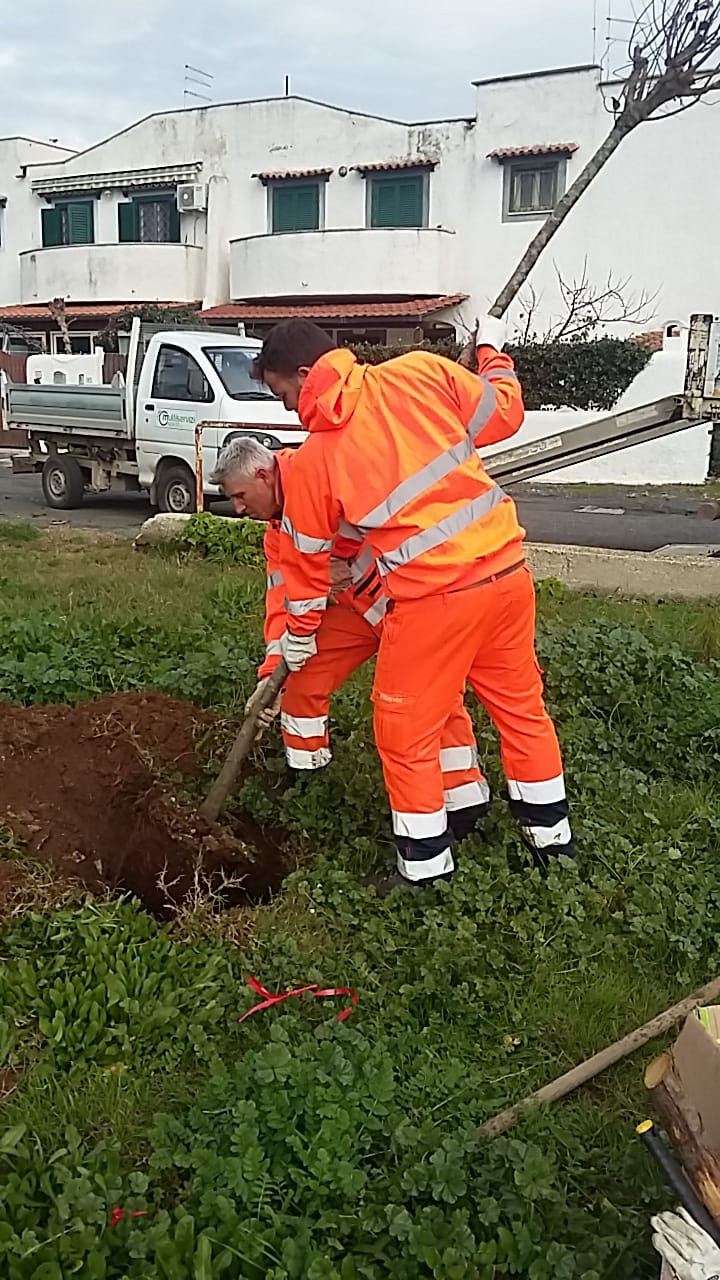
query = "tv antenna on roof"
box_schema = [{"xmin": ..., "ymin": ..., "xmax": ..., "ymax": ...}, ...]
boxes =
[
  {"xmin": 602, "ymin": 2, "xmax": 636, "ymax": 76},
  {"xmin": 184, "ymin": 64, "xmax": 213, "ymax": 106}
]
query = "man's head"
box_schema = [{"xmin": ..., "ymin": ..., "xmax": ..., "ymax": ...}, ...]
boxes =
[
  {"xmin": 209, "ymin": 437, "xmax": 279, "ymax": 520},
  {"xmin": 253, "ymin": 319, "xmax": 335, "ymax": 411}
]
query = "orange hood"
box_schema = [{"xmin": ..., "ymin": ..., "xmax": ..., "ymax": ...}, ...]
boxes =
[{"xmin": 298, "ymin": 349, "xmax": 367, "ymax": 433}]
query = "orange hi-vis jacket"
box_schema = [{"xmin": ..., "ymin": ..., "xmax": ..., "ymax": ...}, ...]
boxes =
[
  {"xmin": 278, "ymin": 346, "xmax": 525, "ymax": 638},
  {"xmin": 259, "ymin": 449, "xmax": 387, "ymax": 678}
]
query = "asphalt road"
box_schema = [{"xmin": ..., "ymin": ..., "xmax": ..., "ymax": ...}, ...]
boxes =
[{"xmin": 1, "ymin": 460, "xmax": 719, "ymax": 554}]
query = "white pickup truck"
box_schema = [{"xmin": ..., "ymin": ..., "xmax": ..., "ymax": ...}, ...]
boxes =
[{"xmin": 5, "ymin": 319, "xmax": 305, "ymax": 512}]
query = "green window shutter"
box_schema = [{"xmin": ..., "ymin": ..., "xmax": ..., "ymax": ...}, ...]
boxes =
[
  {"xmin": 118, "ymin": 201, "xmax": 139, "ymax": 242},
  {"xmin": 370, "ymin": 179, "xmax": 396, "ymax": 228},
  {"xmin": 370, "ymin": 175, "xmax": 424, "ymax": 228},
  {"xmin": 41, "ymin": 206, "xmax": 63, "ymax": 247},
  {"xmin": 271, "ymin": 183, "xmax": 319, "ymax": 233},
  {"xmin": 67, "ymin": 201, "xmax": 94, "ymax": 245}
]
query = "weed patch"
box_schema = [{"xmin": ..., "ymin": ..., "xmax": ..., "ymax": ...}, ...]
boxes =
[{"xmin": 0, "ymin": 532, "xmax": 718, "ymax": 1275}]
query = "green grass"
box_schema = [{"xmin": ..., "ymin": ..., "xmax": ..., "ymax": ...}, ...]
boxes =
[
  {"xmin": 0, "ymin": 529, "xmax": 719, "ymax": 1278},
  {"xmin": 0, "ymin": 520, "xmax": 40, "ymax": 545}
]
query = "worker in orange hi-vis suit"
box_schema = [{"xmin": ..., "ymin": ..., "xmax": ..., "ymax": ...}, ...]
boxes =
[
  {"xmin": 252, "ymin": 317, "xmax": 575, "ymax": 890},
  {"xmin": 208, "ymin": 438, "xmax": 492, "ymax": 840}
]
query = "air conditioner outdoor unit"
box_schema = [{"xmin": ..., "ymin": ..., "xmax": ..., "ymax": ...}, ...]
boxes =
[{"xmin": 176, "ymin": 182, "xmax": 207, "ymax": 212}]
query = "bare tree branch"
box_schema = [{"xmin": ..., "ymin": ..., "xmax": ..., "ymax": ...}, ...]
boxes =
[
  {"xmin": 489, "ymin": 0, "xmax": 720, "ymax": 319},
  {"xmin": 509, "ymin": 261, "xmax": 658, "ymax": 344},
  {"xmin": 542, "ymin": 261, "xmax": 659, "ymax": 342},
  {"xmin": 511, "ymin": 283, "xmax": 541, "ymax": 345},
  {"xmin": 46, "ymin": 298, "xmax": 74, "ymax": 355}
]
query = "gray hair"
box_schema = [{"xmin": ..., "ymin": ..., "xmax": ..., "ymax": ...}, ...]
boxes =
[{"xmin": 209, "ymin": 437, "xmax": 276, "ymax": 487}]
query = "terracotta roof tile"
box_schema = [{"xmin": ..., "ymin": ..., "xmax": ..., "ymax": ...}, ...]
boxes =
[
  {"xmin": 251, "ymin": 167, "xmax": 333, "ymax": 181},
  {"xmin": 0, "ymin": 301, "xmax": 198, "ymax": 322},
  {"xmin": 351, "ymin": 159, "xmax": 437, "ymax": 173},
  {"xmin": 488, "ymin": 143, "xmax": 578, "ymax": 159},
  {"xmin": 200, "ymin": 294, "xmax": 466, "ymax": 321},
  {"xmin": 631, "ymin": 329, "xmax": 664, "ymax": 353}
]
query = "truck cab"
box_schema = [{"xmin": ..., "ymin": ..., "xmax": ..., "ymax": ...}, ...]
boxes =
[
  {"xmin": 6, "ymin": 321, "xmax": 307, "ymax": 513},
  {"xmin": 134, "ymin": 329, "xmax": 306, "ymax": 513}
]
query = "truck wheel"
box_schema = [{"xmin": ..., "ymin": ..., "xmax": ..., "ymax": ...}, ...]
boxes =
[
  {"xmin": 41, "ymin": 455, "xmax": 85, "ymax": 510},
  {"xmin": 157, "ymin": 463, "xmax": 196, "ymax": 514}
]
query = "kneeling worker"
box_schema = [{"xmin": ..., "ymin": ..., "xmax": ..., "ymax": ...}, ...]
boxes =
[{"xmin": 210, "ymin": 437, "xmax": 491, "ymax": 841}]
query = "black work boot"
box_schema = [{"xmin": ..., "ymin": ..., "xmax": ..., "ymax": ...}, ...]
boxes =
[
  {"xmin": 521, "ymin": 832, "xmax": 577, "ymax": 871},
  {"xmin": 361, "ymin": 869, "xmax": 452, "ymax": 898},
  {"xmin": 361, "ymin": 870, "xmax": 423, "ymax": 897}
]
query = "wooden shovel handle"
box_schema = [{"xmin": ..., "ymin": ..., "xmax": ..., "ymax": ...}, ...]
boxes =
[{"xmin": 199, "ymin": 660, "xmax": 289, "ymax": 824}]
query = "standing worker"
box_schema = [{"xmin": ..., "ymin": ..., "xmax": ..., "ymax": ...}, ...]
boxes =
[
  {"xmin": 251, "ymin": 318, "xmax": 575, "ymax": 888},
  {"xmin": 209, "ymin": 438, "xmax": 492, "ymax": 839}
]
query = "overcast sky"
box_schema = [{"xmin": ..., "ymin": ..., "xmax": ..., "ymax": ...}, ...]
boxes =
[{"xmin": 1, "ymin": 0, "xmax": 637, "ymax": 151}]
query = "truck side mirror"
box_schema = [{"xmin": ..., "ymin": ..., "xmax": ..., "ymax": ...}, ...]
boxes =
[{"xmin": 187, "ymin": 367, "xmax": 210, "ymax": 401}]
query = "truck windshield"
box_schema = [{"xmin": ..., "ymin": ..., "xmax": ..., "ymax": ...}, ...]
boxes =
[{"xmin": 203, "ymin": 347, "xmax": 275, "ymax": 400}]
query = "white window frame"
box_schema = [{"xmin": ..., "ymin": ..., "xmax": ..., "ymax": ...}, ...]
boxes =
[{"xmin": 50, "ymin": 331, "xmax": 99, "ymax": 355}]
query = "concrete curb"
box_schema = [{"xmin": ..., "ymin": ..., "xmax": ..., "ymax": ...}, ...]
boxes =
[
  {"xmin": 526, "ymin": 542, "xmax": 719, "ymax": 600},
  {"xmin": 133, "ymin": 515, "xmax": 720, "ymax": 601}
]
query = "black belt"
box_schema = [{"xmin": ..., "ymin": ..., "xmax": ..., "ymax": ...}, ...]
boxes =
[
  {"xmin": 447, "ymin": 558, "xmax": 526, "ymax": 595},
  {"xmin": 385, "ymin": 559, "xmax": 526, "ymax": 612}
]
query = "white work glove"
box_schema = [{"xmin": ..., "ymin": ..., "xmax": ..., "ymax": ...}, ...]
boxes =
[
  {"xmin": 279, "ymin": 630, "xmax": 317, "ymax": 672},
  {"xmin": 245, "ymin": 676, "xmax": 282, "ymax": 732},
  {"xmin": 329, "ymin": 556, "xmax": 353, "ymax": 603},
  {"xmin": 651, "ymin": 1208, "xmax": 720, "ymax": 1279},
  {"xmin": 475, "ymin": 314, "xmax": 508, "ymax": 352}
]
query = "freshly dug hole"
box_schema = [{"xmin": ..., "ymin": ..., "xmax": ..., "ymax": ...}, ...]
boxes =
[{"xmin": 0, "ymin": 691, "xmax": 289, "ymax": 915}]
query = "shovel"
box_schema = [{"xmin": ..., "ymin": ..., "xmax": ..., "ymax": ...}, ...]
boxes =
[{"xmin": 199, "ymin": 660, "xmax": 288, "ymax": 824}]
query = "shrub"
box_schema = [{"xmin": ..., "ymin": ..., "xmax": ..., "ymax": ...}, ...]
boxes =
[
  {"xmin": 350, "ymin": 336, "xmax": 651, "ymax": 412},
  {"xmin": 181, "ymin": 511, "xmax": 266, "ymax": 567}
]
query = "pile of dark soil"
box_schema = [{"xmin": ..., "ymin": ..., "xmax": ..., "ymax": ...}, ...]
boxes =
[{"xmin": 0, "ymin": 692, "xmax": 288, "ymax": 914}]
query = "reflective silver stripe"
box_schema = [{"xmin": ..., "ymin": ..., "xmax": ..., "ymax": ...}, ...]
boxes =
[
  {"xmin": 285, "ymin": 745, "xmax": 332, "ymax": 770},
  {"xmin": 507, "ymin": 775, "xmax": 566, "ymax": 805},
  {"xmin": 350, "ymin": 545, "xmax": 375, "ymax": 582},
  {"xmin": 521, "ymin": 817, "xmax": 573, "ymax": 850},
  {"xmin": 267, "ymin": 570, "xmax": 283, "ymax": 590},
  {"xmin": 338, "ymin": 518, "xmax": 364, "ymax": 543},
  {"xmin": 280, "ymin": 514, "xmax": 333, "ymax": 554},
  {"xmin": 391, "ymin": 807, "xmax": 447, "ymax": 839},
  {"xmin": 377, "ymin": 484, "xmax": 506, "ymax": 577},
  {"xmin": 281, "ymin": 712, "xmax": 328, "ymax": 737},
  {"xmin": 357, "ymin": 435, "xmax": 476, "ymax": 530},
  {"xmin": 396, "ymin": 847, "xmax": 454, "ymax": 882},
  {"xmin": 286, "ymin": 596, "xmax": 328, "ymax": 617},
  {"xmin": 265, "ymin": 638, "xmax": 283, "ymax": 656},
  {"xmin": 468, "ymin": 371, "xmax": 519, "ymax": 438},
  {"xmin": 362, "ymin": 597, "xmax": 388, "ymax": 627},
  {"xmin": 444, "ymin": 780, "xmax": 491, "ymax": 811},
  {"xmin": 439, "ymin": 746, "xmax": 478, "ymax": 772}
]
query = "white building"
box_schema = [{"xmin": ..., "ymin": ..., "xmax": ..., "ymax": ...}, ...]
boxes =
[
  {"xmin": 0, "ymin": 136, "xmax": 78, "ymax": 347},
  {"xmin": 0, "ymin": 65, "xmax": 717, "ymax": 352}
]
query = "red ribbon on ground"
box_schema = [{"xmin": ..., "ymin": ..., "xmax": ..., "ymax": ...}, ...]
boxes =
[
  {"xmin": 238, "ymin": 975, "xmax": 358, "ymax": 1023},
  {"xmin": 109, "ymin": 1207, "xmax": 150, "ymax": 1230}
]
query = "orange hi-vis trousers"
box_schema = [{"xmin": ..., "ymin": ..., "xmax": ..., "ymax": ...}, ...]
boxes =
[
  {"xmin": 281, "ymin": 602, "xmax": 491, "ymax": 834},
  {"xmin": 371, "ymin": 563, "xmax": 574, "ymax": 882}
]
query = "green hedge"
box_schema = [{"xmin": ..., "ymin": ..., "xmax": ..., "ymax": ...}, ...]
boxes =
[{"xmin": 351, "ymin": 337, "xmax": 651, "ymax": 413}]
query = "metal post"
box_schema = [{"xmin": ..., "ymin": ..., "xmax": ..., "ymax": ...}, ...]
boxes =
[
  {"xmin": 194, "ymin": 422, "xmax": 204, "ymax": 512},
  {"xmin": 683, "ymin": 314, "xmax": 714, "ymax": 420}
]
